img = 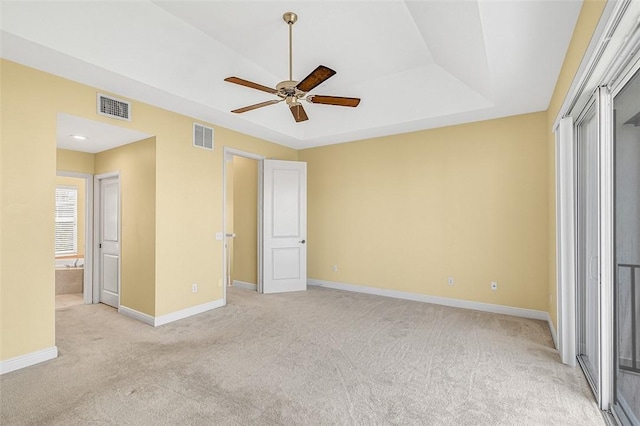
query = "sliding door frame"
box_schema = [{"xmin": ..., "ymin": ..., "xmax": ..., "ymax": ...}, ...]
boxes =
[
  {"xmin": 598, "ymin": 85, "xmax": 614, "ymax": 410},
  {"xmin": 555, "ymin": 0, "xmax": 640, "ymax": 417}
]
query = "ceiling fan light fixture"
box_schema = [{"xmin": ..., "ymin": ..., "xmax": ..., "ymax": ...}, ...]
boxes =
[{"xmin": 286, "ymin": 97, "xmax": 299, "ymax": 107}]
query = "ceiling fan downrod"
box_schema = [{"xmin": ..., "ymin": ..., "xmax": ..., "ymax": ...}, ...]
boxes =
[{"xmin": 283, "ymin": 12, "xmax": 297, "ymax": 82}]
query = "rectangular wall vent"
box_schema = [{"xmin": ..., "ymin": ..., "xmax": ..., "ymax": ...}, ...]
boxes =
[
  {"xmin": 97, "ymin": 93, "xmax": 131, "ymax": 121},
  {"xmin": 193, "ymin": 123, "xmax": 214, "ymax": 150}
]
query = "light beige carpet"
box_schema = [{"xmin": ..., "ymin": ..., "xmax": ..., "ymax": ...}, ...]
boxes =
[{"xmin": 1, "ymin": 286, "xmax": 604, "ymax": 425}]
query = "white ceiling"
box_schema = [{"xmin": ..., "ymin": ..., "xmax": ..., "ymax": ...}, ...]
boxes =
[
  {"xmin": 0, "ymin": 1, "xmax": 583, "ymax": 150},
  {"xmin": 57, "ymin": 113, "xmax": 152, "ymax": 154}
]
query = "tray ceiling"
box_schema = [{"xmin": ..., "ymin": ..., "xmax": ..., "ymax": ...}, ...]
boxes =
[{"xmin": 0, "ymin": 0, "xmax": 583, "ymax": 149}]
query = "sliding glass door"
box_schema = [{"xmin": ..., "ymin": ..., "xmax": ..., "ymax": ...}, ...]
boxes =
[
  {"xmin": 613, "ymin": 67, "xmax": 640, "ymax": 426},
  {"xmin": 576, "ymin": 100, "xmax": 601, "ymax": 394},
  {"xmin": 556, "ymin": 2, "xmax": 640, "ymax": 422}
]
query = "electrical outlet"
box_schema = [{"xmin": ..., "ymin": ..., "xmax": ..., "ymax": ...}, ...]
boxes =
[
  {"xmin": 332, "ymin": 265, "xmax": 338, "ymax": 272},
  {"xmin": 215, "ymin": 232, "xmax": 223, "ymax": 241},
  {"xmin": 192, "ymin": 283, "xmax": 198, "ymax": 293},
  {"xmin": 447, "ymin": 277, "xmax": 454, "ymax": 286},
  {"xmin": 491, "ymin": 282, "xmax": 498, "ymax": 291}
]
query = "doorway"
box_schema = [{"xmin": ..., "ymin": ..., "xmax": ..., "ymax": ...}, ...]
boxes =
[
  {"xmin": 55, "ymin": 172, "xmax": 93, "ymax": 308},
  {"xmin": 226, "ymin": 153, "xmax": 260, "ymax": 291},
  {"xmin": 223, "ymin": 148, "xmax": 264, "ymax": 303},
  {"xmin": 222, "ymin": 148, "xmax": 308, "ymax": 303}
]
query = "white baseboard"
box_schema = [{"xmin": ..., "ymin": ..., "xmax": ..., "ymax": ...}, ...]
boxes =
[
  {"xmin": 119, "ymin": 305, "xmax": 155, "ymax": 326},
  {"xmin": 154, "ymin": 299, "xmax": 225, "ymax": 327},
  {"xmin": 308, "ymin": 279, "xmax": 551, "ymax": 322},
  {"xmin": 0, "ymin": 346, "xmax": 58, "ymax": 375},
  {"xmin": 547, "ymin": 314, "xmax": 558, "ymax": 349},
  {"xmin": 232, "ymin": 280, "xmax": 257, "ymax": 291},
  {"xmin": 119, "ymin": 299, "xmax": 225, "ymax": 327}
]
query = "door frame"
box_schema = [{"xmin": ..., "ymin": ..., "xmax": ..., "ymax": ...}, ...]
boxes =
[
  {"xmin": 222, "ymin": 147, "xmax": 265, "ymax": 305},
  {"xmin": 558, "ymin": 86, "xmax": 614, "ymax": 411},
  {"xmin": 571, "ymin": 87, "xmax": 614, "ymax": 408},
  {"xmin": 93, "ymin": 171, "xmax": 121, "ymax": 306},
  {"xmin": 56, "ymin": 171, "xmax": 94, "ymax": 304}
]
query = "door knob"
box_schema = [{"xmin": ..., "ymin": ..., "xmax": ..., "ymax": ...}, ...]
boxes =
[{"xmin": 299, "ymin": 239, "xmax": 306, "ymax": 244}]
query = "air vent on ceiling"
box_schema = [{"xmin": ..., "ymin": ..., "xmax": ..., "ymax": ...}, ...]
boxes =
[
  {"xmin": 193, "ymin": 123, "xmax": 214, "ymax": 150},
  {"xmin": 97, "ymin": 93, "xmax": 131, "ymax": 121}
]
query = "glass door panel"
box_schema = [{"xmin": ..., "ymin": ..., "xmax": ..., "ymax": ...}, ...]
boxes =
[
  {"xmin": 614, "ymin": 67, "xmax": 640, "ymax": 426},
  {"xmin": 576, "ymin": 102, "xmax": 601, "ymax": 394}
]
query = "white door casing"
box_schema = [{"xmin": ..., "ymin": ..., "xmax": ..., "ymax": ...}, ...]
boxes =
[
  {"xmin": 262, "ymin": 160, "xmax": 307, "ymax": 294},
  {"xmin": 97, "ymin": 174, "xmax": 120, "ymax": 307},
  {"xmin": 555, "ymin": 116, "xmax": 576, "ymax": 366}
]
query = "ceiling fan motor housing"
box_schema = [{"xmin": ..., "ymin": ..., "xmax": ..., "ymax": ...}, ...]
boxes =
[{"xmin": 276, "ymin": 80, "xmax": 299, "ymax": 94}]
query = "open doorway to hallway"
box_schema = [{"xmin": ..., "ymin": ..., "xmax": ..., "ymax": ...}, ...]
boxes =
[{"xmin": 225, "ymin": 151, "xmax": 261, "ymax": 296}]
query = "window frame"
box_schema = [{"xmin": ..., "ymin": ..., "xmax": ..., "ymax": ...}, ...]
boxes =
[{"xmin": 55, "ymin": 184, "xmax": 78, "ymax": 256}]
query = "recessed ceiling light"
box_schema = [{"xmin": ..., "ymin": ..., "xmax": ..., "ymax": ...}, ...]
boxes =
[{"xmin": 70, "ymin": 135, "xmax": 88, "ymax": 140}]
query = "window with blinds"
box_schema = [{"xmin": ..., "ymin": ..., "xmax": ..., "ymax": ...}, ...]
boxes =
[{"xmin": 55, "ymin": 186, "xmax": 78, "ymax": 255}]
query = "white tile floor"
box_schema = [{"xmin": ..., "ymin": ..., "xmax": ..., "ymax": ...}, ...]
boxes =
[{"xmin": 55, "ymin": 293, "xmax": 84, "ymax": 310}]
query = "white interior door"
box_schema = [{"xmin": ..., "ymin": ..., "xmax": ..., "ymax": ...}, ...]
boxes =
[
  {"xmin": 262, "ymin": 160, "xmax": 307, "ymax": 294},
  {"xmin": 98, "ymin": 175, "xmax": 120, "ymax": 307}
]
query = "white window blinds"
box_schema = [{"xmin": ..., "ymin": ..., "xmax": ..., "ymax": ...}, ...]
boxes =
[{"xmin": 55, "ymin": 186, "xmax": 78, "ymax": 255}]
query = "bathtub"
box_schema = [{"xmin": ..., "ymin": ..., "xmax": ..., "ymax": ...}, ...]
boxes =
[
  {"xmin": 55, "ymin": 257, "xmax": 84, "ymax": 268},
  {"xmin": 55, "ymin": 257, "xmax": 84, "ymax": 294}
]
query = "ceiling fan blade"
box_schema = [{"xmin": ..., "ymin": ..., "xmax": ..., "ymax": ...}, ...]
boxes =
[
  {"xmin": 224, "ymin": 77, "xmax": 277, "ymax": 94},
  {"xmin": 308, "ymin": 95, "xmax": 361, "ymax": 107},
  {"xmin": 231, "ymin": 99, "xmax": 281, "ymax": 114},
  {"xmin": 295, "ymin": 65, "xmax": 336, "ymax": 93},
  {"xmin": 290, "ymin": 104, "xmax": 309, "ymax": 122}
]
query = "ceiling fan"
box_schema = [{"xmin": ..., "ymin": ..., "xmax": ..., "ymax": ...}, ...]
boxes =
[{"xmin": 224, "ymin": 12, "xmax": 361, "ymax": 123}]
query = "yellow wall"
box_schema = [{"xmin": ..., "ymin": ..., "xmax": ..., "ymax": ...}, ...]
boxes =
[
  {"xmin": 545, "ymin": 0, "xmax": 607, "ymax": 329},
  {"xmin": 232, "ymin": 156, "xmax": 258, "ymax": 285},
  {"xmin": 95, "ymin": 138, "xmax": 156, "ymax": 315},
  {"xmin": 57, "ymin": 149, "xmax": 95, "ymax": 175},
  {"xmin": 1, "ymin": 60, "xmax": 57, "ymax": 360},
  {"xmin": 152, "ymin": 121, "xmax": 296, "ymax": 317},
  {"xmin": 55, "ymin": 176, "xmax": 86, "ymax": 258},
  {"xmin": 299, "ymin": 112, "xmax": 550, "ymax": 311},
  {"xmin": 0, "ymin": 59, "xmax": 296, "ymax": 362}
]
